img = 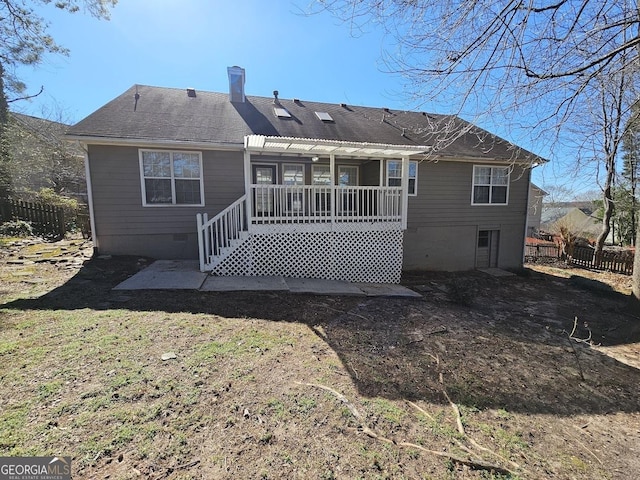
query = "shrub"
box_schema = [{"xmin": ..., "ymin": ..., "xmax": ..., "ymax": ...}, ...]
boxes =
[{"xmin": 0, "ymin": 220, "xmax": 33, "ymax": 237}]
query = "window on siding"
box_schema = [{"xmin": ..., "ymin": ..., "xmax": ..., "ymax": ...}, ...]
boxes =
[
  {"xmin": 338, "ymin": 165, "xmax": 359, "ymax": 186},
  {"xmin": 140, "ymin": 150, "xmax": 204, "ymax": 206},
  {"xmin": 472, "ymin": 166, "xmax": 509, "ymax": 205},
  {"xmin": 478, "ymin": 230, "xmax": 490, "ymax": 247},
  {"xmin": 386, "ymin": 160, "xmax": 417, "ymax": 196},
  {"xmin": 312, "ymin": 165, "xmax": 331, "ymax": 185},
  {"xmin": 283, "ymin": 164, "xmax": 305, "ymax": 185}
]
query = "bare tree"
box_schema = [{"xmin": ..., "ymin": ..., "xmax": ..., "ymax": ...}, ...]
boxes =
[
  {"xmin": 310, "ymin": 1, "xmax": 638, "ymax": 117},
  {"xmin": 0, "ymin": 0, "xmax": 117, "ymax": 99},
  {"xmin": 0, "ymin": 0, "xmax": 116, "ymax": 202},
  {"xmin": 310, "ymin": 0, "xmax": 640, "ymax": 296}
]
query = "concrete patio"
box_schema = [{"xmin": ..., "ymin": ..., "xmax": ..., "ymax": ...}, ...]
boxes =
[{"xmin": 113, "ymin": 260, "xmax": 422, "ymax": 298}]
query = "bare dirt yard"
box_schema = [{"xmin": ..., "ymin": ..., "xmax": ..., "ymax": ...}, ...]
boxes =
[{"xmin": 1, "ymin": 237, "xmax": 640, "ymax": 479}]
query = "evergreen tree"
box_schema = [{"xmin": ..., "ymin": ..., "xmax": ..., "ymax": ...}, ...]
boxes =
[{"xmin": 0, "ymin": 1, "xmax": 116, "ymax": 202}]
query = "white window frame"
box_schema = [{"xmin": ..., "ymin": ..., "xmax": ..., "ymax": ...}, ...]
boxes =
[
  {"xmin": 386, "ymin": 160, "xmax": 418, "ymax": 196},
  {"xmin": 338, "ymin": 165, "xmax": 359, "ymax": 186},
  {"xmin": 471, "ymin": 165, "xmax": 510, "ymax": 205},
  {"xmin": 282, "ymin": 163, "xmax": 305, "ymax": 213},
  {"xmin": 282, "ymin": 163, "xmax": 305, "ymax": 186},
  {"xmin": 139, "ymin": 149, "xmax": 204, "ymax": 207},
  {"xmin": 312, "ymin": 164, "xmax": 332, "ymax": 214},
  {"xmin": 312, "ymin": 164, "xmax": 332, "ymax": 186}
]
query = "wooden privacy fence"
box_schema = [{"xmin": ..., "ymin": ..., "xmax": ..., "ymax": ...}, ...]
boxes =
[
  {"xmin": 525, "ymin": 243, "xmax": 560, "ymax": 260},
  {"xmin": 525, "ymin": 242, "xmax": 634, "ymax": 275},
  {"xmin": 0, "ymin": 198, "xmax": 65, "ymax": 238},
  {"xmin": 569, "ymin": 246, "xmax": 634, "ymax": 275}
]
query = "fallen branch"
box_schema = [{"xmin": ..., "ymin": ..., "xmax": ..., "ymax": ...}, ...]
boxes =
[
  {"xmin": 563, "ymin": 318, "xmax": 586, "ymax": 381},
  {"xmin": 565, "ymin": 424, "xmax": 603, "ymax": 465},
  {"xmin": 405, "ymin": 400, "xmax": 435, "ymax": 422},
  {"xmin": 296, "ymin": 381, "xmax": 517, "ymax": 477},
  {"xmin": 567, "ymin": 316, "xmax": 594, "ymax": 345},
  {"xmin": 436, "ymin": 371, "xmax": 524, "ymax": 472},
  {"xmin": 442, "ymin": 387, "xmax": 465, "ymax": 435},
  {"xmin": 406, "ymin": 326, "xmax": 448, "ymax": 345}
]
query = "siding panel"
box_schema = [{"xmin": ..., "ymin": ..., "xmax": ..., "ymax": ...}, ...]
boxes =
[
  {"xmin": 89, "ymin": 145, "xmax": 244, "ymax": 258},
  {"xmin": 404, "ymin": 161, "xmax": 530, "ymax": 270},
  {"xmin": 88, "ymin": 144, "xmax": 530, "ymax": 267}
]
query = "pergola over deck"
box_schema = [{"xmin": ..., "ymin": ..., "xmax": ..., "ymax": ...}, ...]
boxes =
[{"xmin": 243, "ymin": 135, "xmax": 431, "ymax": 230}]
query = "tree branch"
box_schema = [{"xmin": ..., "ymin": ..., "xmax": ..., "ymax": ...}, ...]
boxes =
[{"xmin": 7, "ymin": 85, "xmax": 43, "ymax": 103}]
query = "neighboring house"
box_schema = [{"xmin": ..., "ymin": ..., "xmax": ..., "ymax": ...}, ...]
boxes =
[
  {"xmin": 8, "ymin": 112, "xmax": 86, "ymax": 200},
  {"xmin": 540, "ymin": 202, "xmax": 603, "ymax": 240},
  {"xmin": 527, "ymin": 183, "xmax": 547, "ymax": 237},
  {"xmin": 66, "ymin": 67, "xmax": 546, "ymax": 283}
]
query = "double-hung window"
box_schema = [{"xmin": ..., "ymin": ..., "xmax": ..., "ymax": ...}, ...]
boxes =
[
  {"xmin": 472, "ymin": 166, "xmax": 509, "ymax": 205},
  {"xmin": 387, "ymin": 160, "xmax": 418, "ymax": 196},
  {"xmin": 140, "ymin": 150, "xmax": 204, "ymax": 206},
  {"xmin": 312, "ymin": 165, "xmax": 331, "ymax": 214},
  {"xmin": 283, "ymin": 164, "xmax": 305, "ymax": 213}
]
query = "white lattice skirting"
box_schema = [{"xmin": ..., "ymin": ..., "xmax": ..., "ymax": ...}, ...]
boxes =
[{"xmin": 211, "ymin": 228, "xmax": 404, "ymax": 283}]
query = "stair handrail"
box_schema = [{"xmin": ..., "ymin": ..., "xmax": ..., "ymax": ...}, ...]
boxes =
[{"xmin": 197, "ymin": 194, "xmax": 247, "ymax": 271}]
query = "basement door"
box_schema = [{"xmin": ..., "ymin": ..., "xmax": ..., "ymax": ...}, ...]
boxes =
[{"xmin": 476, "ymin": 230, "xmax": 500, "ymax": 268}]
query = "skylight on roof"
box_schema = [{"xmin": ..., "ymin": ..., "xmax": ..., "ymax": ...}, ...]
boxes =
[
  {"xmin": 315, "ymin": 111, "xmax": 334, "ymax": 122},
  {"xmin": 274, "ymin": 107, "xmax": 291, "ymax": 118}
]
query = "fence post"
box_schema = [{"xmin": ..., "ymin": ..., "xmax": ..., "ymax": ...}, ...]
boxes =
[{"xmin": 57, "ymin": 206, "xmax": 65, "ymax": 239}]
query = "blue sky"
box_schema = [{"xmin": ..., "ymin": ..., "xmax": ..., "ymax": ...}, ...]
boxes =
[{"xmin": 10, "ymin": 0, "xmax": 572, "ymax": 193}]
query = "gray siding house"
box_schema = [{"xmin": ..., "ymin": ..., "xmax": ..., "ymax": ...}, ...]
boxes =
[{"xmin": 66, "ymin": 67, "xmax": 545, "ymax": 283}]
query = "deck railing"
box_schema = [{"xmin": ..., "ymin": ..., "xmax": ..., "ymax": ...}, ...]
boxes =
[
  {"xmin": 250, "ymin": 185, "xmax": 402, "ymax": 224},
  {"xmin": 197, "ymin": 195, "xmax": 247, "ymax": 271}
]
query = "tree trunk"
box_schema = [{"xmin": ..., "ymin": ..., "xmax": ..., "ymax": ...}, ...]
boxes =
[{"xmin": 595, "ymin": 170, "xmax": 615, "ymax": 266}]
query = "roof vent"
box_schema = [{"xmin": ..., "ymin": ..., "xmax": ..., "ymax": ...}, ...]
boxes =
[
  {"xmin": 186, "ymin": 88, "xmax": 196, "ymax": 98},
  {"xmin": 383, "ymin": 107, "xmax": 390, "ymax": 113},
  {"xmin": 227, "ymin": 66, "xmax": 245, "ymax": 103}
]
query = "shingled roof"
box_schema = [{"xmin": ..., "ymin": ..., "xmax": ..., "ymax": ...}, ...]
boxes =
[{"xmin": 66, "ymin": 84, "xmax": 545, "ymax": 163}]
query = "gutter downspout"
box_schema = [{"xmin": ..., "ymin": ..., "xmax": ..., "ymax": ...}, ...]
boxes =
[
  {"xmin": 523, "ymin": 166, "xmax": 539, "ymax": 265},
  {"xmin": 81, "ymin": 143, "xmax": 99, "ymax": 255}
]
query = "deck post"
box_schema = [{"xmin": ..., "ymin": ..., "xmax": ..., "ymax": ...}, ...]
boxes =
[
  {"xmin": 401, "ymin": 156, "xmax": 409, "ymax": 230},
  {"xmin": 330, "ymin": 153, "xmax": 336, "ymax": 226},
  {"xmin": 244, "ymin": 146, "xmax": 253, "ymax": 230}
]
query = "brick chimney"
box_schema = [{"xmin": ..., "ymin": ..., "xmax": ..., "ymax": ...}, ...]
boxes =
[{"xmin": 227, "ymin": 66, "xmax": 245, "ymax": 103}]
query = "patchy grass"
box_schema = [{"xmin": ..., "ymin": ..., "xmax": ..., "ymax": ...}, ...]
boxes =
[
  {"xmin": 0, "ymin": 236, "xmax": 22, "ymax": 247},
  {"xmin": 1, "ymin": 239, "xmax": 640, "ymax": 478}
]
